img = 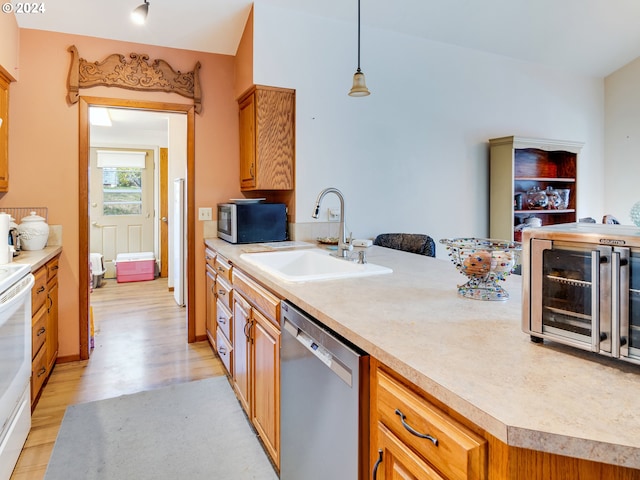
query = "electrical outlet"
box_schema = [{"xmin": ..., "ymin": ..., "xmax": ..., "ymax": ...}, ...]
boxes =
[
  {"xmin": 328, "ymin": 208, "xmax": 340, "ymax": 221},
  {"xmin": 198, "ymin": 207, "xmax": 212, "ymax": 221}
]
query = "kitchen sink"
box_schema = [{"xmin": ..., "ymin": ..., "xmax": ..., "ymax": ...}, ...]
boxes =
[{"xmin": 239, "ymin": 248, "xmax": 392, "ymax": 282}]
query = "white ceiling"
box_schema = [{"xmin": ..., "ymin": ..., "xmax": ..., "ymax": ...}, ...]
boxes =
[{"xmin": 14, "ymin": 0, "xmax": 640, "ymax": 78}]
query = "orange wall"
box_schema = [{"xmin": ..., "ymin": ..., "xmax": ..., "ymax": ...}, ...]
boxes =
[
  {"xmin": 0, "ymin": 13, "xmax": 19, "ymax": 80},
  {"xmin": 2, "ymin": 29, "xmax": 241, "ymax": 359},
  {"xmin": 235, "ymin": 6, "xmax": 254, "ymax": 98}
]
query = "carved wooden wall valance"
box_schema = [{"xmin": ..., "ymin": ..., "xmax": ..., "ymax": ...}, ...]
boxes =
[{"xmin": 67, "ymin": 45, "xmax": 202, "ymax": 113}]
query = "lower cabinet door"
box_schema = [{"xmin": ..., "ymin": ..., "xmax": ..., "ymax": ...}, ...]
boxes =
[
  {"xmin": 232, "ymin": 293, "xmax": 251, "ymax": 414},
  {"xmin": 251, "ymin": 308, "xmax": 280, "ymax": 468},
  {"xmin": 374, "ymin": 423, "xmax": 445, "ymax": 480}
]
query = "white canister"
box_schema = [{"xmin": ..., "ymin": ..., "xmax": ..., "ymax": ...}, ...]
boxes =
[{"xmin": 18, "ymin": 211, "xmax": 49, "ymax": 250}]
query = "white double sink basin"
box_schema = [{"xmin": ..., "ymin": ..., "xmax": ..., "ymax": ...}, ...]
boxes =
[{"xmin": 240, "ymin": 248, "xmax": 392, "ymax": 282}]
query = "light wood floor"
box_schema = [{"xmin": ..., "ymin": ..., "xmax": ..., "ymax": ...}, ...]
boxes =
[{"xmin": 10, "ymin": 277, "xmax": 225, "ymax": 480}]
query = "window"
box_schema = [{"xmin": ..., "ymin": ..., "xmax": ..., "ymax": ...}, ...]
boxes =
[{"xmin": 102, "ymin": 167, "xmax": 143, "ymax": 215}]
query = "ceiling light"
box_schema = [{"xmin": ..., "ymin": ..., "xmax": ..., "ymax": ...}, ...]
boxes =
[
  {"xmin": 90, "ymin": 107, "xmax": 112, "ymax": 127},
  {"xmin": 131, "ymin": 0, "xmax": 150, "ymax": 25},
  {"xmin": 348, "ymin": 0, "xmax": 370, "ymax": 97}
]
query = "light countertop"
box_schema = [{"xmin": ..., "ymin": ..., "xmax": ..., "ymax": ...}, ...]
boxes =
[
  {"xmin": 205, "ymin": 238, "xmax": 640, "ymax": 470},
  {"xmin": 12, "ymin": 245, "xmax": 62, "ymax": 271}
]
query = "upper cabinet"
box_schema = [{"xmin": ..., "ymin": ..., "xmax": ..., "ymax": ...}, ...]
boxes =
[
  {"xmin": 238, "ymin": 85, "xmax": 295, "ymax": 191},
  {"xmin": 489, "ymin": 136, "xmax": 583, "ymax": 241},
  {"xmin": 0, "ymin": 70, "xmax": 10, "ymax": 192}
]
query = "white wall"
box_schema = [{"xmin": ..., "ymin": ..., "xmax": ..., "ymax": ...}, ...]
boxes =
[
  {"xmin": 605, "ymin": 57, "xmax": 640, "ymax": 225},
  {"xmin": 252, "ymin": 3, "xmax": 606, "ymax": 256}
]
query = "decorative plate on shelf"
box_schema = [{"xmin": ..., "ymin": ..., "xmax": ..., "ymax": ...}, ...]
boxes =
[
  {"xmin": 229, "ymin": 198, "xmax": 266, "ymax": 204},
  {"xmin": 316, "ymin": 237, "xmax": 339, "ymax": 245}
]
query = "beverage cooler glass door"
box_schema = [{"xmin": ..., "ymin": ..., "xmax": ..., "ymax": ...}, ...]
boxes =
[{"xmin": 530, "ymin": 240, "xmax": 607, "ymax": 352}]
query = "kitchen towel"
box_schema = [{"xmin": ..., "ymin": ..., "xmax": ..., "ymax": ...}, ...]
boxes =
[{"xmin": 0, "ymin": 213, "xmax": 10, "ymax": 264}]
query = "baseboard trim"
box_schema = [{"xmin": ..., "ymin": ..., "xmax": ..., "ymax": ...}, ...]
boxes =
[{"xmin": 56, "ymin": 354, "xmax": 81, "ymax": 364}]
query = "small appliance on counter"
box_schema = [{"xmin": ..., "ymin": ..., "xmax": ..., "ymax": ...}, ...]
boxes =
[
  {"xmin": 522, "ymin": 223, "xmax": 640, "ymax": 365},
  {"xmin": 217, "ymin": 200, "xmax": 287, "ymax": 244}
]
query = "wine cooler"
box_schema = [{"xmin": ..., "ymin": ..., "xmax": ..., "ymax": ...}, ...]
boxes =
[{"xmin": 522, "ymin": 223, "xmax": 640, "ymax": 365}]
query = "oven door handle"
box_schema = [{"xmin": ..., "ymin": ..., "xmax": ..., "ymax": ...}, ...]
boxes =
[
  {"xmin": 0, "ymin": 274, "xmax": 35, "ymax": 323},
  {"xmin": 615, "ymin": 247, "xmax": 630, "ymax": 358}
]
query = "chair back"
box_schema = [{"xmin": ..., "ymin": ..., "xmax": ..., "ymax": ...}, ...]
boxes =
[{"xmin": 373, "ymin": 233, "xmax": 436, "ymax": 257}]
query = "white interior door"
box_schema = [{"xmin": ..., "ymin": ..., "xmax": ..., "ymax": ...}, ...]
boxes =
[{"xmin": 90, "ymin": 148, "xmax": 155, "ymax": 278}]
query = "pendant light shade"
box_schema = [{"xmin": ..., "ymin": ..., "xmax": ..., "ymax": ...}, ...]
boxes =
[
  {"xmin": 349, "ymin": 69, "xmax": 370, "ymax": 97},
  {"xmin": 131, "ymin": 0, "xmax": 150, "ymax": 25},
  {"xmin": 348, "ymin": 0, "xmax": 370, "ymax": 97}
]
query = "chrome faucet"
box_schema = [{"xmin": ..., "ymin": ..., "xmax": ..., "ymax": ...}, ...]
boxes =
[{"xmin": 312, "ymin": 187, "xmax": 353, "ymax": 258}]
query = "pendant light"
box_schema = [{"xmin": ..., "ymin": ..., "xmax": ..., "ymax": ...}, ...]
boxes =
[
  {"xmin": 131, "ymin": 0, "xmax": 150, "ymax": 25},
  {"xmin": 348, "ymin": 0, "xmax": 370, "ymax": 97}
]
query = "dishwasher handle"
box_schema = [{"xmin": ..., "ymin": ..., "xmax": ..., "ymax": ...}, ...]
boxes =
[{"xmin": 283, "ymin": 318, "xmax": 353, "ymax": 387}]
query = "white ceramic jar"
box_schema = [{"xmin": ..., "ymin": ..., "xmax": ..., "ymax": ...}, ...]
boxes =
[{"xmin": 18, "ymin": 211, "xmax": 49, "ymax": 250}]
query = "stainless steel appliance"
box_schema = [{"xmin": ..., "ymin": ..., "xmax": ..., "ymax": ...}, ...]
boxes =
[
  {"xmin": 0, "ymin": 263, "xmax": 34, "ymax": 480},
  {"xmin": 280, "ymin": 301, "xmax": 369, "ymax": 480},
  {"xmin": 217, "ymin": 202, "xmax": 287, "ymax": 244},
  {"xmin": 522, "ymin": 223, "xmax": 640, "ymax": 365}
]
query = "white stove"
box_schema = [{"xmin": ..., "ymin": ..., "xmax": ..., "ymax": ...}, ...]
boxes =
[{"xmin": 0, "ymin": 262, "xmax": 33, "ymax": 480}]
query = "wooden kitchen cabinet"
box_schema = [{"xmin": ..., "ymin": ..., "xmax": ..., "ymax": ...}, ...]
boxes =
[
  {"xmin": 205, "ymin": 248, "xmax": 217, "ymax": 347},
  {"xmin": 238, "ymin": 85, "xmax": 295, "ymax": 191},
  {"xmin": 0, "ymin": 70, "xmax": 10, "ymax": 192},
  {"xmin": 232, "ymin": 291, "xmax": 251, "ymax": 413},
  {"xmin": 231, "ymin": 268, "xmax": 281, "ymax": 469},
  {"xmin": 31, "ymin": 255, "xmax": 61, "ymax": 408},
  {"xmin": 489, "ymin": 136, "xmax": 583, "ymax": 241},
  {"xmin": 45, "ymin": 256, "xmax": 59, "ymax": 375},
  {"xmin": 371, "ymin": 361, "xmax": 487, "ymax": 480}
]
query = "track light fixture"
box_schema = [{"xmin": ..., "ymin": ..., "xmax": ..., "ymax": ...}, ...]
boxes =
[
  {"xmin": 131, "ymin": 0, "xmax": 150, "ymax": 25},
  {"xmin": 348, "ymin": 0, "xmax": 370, "ymax": 97}
]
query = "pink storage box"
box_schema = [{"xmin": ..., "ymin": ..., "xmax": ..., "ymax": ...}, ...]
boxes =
[{"xmin": 115, "ymin": 252, "xmax": 156, "ymax": 283}]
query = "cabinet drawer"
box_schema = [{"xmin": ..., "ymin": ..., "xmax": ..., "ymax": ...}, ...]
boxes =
[
  {"xmin": 31, "ymin": 305, "xmax": 47, "ymax": 359},
  {"xmin": 31, "ymin": 344, "xmax": 48, "ymax": 402},
  {"xmin": 215, "ymin": 277, "xmax": 233, "ymax": 311},
  {"xmin": 376, "ymin": 369, "xmax": 486, "ymax": 480},
  {"xmin": 216, "ymin": 326, "xmax": 233, "ymax": 374},
  {"xmin": 31, "ymin": 267, "xmax": 47, "ymax": 314},
  {"xmin": 205, "ymin": 248, "xmax": 216, "ymax": 270},
  {"xmin": 214, "ymin": 255, "xmax": 232, "ymax": 282},
  {"xmin": 46, "ymin": 257, "xmax": 60, "ymax": 281},
  {"xmin": 232, "ymin": 269, "xmax": 280, "ymax": 324},
  {"xmin": 216, "ymin": 299, "xmax": 232, "ymax": 341}
]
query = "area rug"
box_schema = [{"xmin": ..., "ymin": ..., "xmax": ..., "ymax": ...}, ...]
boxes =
[{"xmin": 44, "ymin": 377, "xmax": 278, "ymax": 480}]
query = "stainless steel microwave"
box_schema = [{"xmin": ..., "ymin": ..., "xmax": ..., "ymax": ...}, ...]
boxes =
[
  {"xmin": 522, "ymin": 223, "xmax": 640, "ymax": 365},
  {"xmin": 217, "ymin": 202, "xmax": 287, "ymax": 244}
]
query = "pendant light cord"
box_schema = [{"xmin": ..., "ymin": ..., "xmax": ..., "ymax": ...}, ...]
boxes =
[{"xmin": 357, "ymin": 0, "xmax": 362, "ymax": 73}]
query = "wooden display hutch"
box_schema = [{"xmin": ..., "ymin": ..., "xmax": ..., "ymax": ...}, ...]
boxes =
[{"xmin": 489, "ymin": 136, "xmax": 583, "ymax": 241}]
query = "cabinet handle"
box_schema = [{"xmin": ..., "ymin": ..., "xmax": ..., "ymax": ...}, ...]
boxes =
[
  {"xmin": 218, "ymin": 289, "xmax": 226, "ymax": 297},
  {"xmin": 205, "ymin": 255, "xmax": 212, "ymax": 261},
  {"xmin": 372, "ymin": 449, "xmax": 383, "ymax": 480},
  {"xmin": 47, "ymin": 294, "xmax": 53, "ymax": 312},
  {"xmin": 244, "ymin": 320, "xmax": 254, "ymax": 341},
  {"xmin": 37, "ymin": 326, "xmax": 46, "ymax": 336},
  {"xmin": 218, "ymin": 346, "xmax": 227, "ymax": 356},
  {"xmin": 217, "ymin": 266, "xmax": 225, "ymax": 273},
  {"xmin": 37, "ymin": 286, "xmax": 45, "ymax": 294},
  {"xmin": 250, "ymin": 162, "xmax": 254, "ymax": 179},
  {"xmin": 51, "ymin": 265, "xmax": 59, "ymax": 271},
  {"xmin": 37, "ymin": 366, "xmax": 47, "ymax": 377},
  {"xmin": 395, "ymin": 409, "xmax": 438, "ymax": 446},
  {"xmin": 218, "ymin": 316, "xmax": 227, "ymax": 325}
]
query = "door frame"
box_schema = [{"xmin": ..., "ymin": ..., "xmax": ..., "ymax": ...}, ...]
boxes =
[{"xmin": 79, "ymin": 96, "xmax": 196, "ymax": 360}]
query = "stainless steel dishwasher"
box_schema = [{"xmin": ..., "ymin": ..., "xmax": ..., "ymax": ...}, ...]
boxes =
[{"xmin": 280, "ymin": 301, "xmax": 369, "ymax": 480}]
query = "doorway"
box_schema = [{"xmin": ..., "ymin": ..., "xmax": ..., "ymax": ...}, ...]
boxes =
[{"xmin": 79, "ymin": 97, "xmax": 196, "ymax": 361}]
